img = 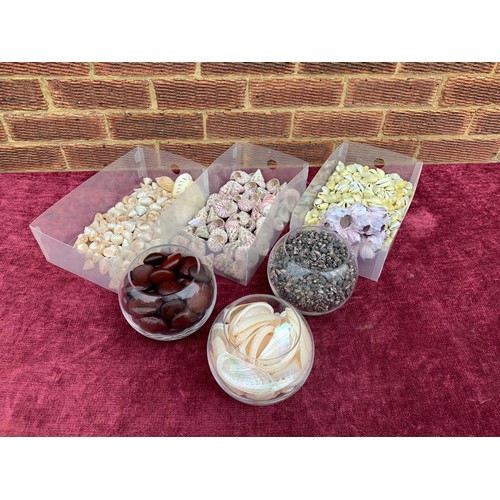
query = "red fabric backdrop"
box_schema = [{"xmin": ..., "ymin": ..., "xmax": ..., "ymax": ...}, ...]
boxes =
[{"xmin": 0, "ymin": 165, "xmax": 499, "ymax": 436}]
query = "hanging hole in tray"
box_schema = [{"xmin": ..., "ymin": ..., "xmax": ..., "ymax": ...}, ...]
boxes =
[
  {"xmin": 169, "ymin": 164, "xmax": 181, "ymax": 175},
  {"xmin": 267, "ymin": 159, "xmax": 278, "ymax": 170},
  {"xmin": 374, "ymin": 158, "xmax": 385, "ymax": 168}
]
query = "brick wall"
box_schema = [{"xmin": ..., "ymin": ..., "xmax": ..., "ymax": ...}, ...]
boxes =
[{"xmin": 0, "ymin": 62, "xmax": 499, "ymax": 171}]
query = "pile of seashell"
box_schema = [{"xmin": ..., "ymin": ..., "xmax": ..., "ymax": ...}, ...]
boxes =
[
  {"xmin": 181, "ymin": 169, "xmax": 286, "ymax": 280},
  {"xmin": 304, "ymin": 161, "xmax": 414, "ymax": 247},
  {"xmin": 73, "ymin": 173, "xmax": 194, "ymax": 289},
  {"xmin": 208, "ymin": 300, "xmax": 314, "ymax": 404}
]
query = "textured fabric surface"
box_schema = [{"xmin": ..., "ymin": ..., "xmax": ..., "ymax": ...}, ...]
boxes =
[{"xmin": 0, "ymin": 165, "xmax": 499, "ymax": 436}]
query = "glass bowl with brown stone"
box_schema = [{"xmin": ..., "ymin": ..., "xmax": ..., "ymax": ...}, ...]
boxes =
[{"xmin": 119, "ymin": 244, "xmax": 216, "ymax": 340}]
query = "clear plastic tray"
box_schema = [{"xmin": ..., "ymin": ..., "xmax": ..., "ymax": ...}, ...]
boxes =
[
  {"xmin": 30, "ymin": 147, "xmax": 206, "ymax": 292},
  {"xmin": 159, "ymin": 143, "xmax": 309, "ymax": 285},
  {"xmin": 290, "ymin": 142, "xmax": 423, "ymax": 281}
]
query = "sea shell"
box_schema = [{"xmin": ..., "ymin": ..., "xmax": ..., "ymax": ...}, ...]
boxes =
[
  {"xmin": 226, "ymin": 224, "xmax": 241, "ymax": 242},
  {"xmin": 246, "ymin": 219, "xmax": 256, "ymax": 233},
  {"xmin": 230, "ymin": 170, "xmax": 251, "ymax": 185},
  {"xmin": 194, "ymin": 206, "xmax": 209, "ymax": 221},
  {"xmin": 207, "ymin": 218, "xmax": 225, "ymax": 233},
  {"xmin": 256, "ymin": 187, "xmax": 269, "ymax": 198},
  {"xmin": 266, "ymin": 178, "xmax": 280, "ymax": 194},
  {"xmin": 216, "ymin": 352, "xmax": 274, "ymax": 396},
  {"xmin": 227, "ymin": 211, "xmax": 250, "ymax": 227},
  {"xmin": 243, "ymin": 181, "xmax": 258, "ymax": 194},
  {"xmin": 251, "ymin": 207, "xmax": 262, "ymax": 221},
  {"xmin": 195, "ymin": 225, "xmax": 210, "ymax": 239},
  {"xmin": 207, "ymin": 233, "xmax": 226, "ymax": 253},
  {"xmin": 255, "ymin": 217, "xmax": 266, "ymax": 234},
  {"xmin": 188, "ymin": 216, "xmax": 207, "ymax": 228},
  {"xmin": 220, "ymin": 180, "xmax": 245, "ymax": 196},
  {"xmin": 238, "ymin": 227, "xmax": 255, "ymax": 247},
  {"xmin": 236, "ymin": 192, "xmax": 259, "ymax": 212},
  {"xmin": 214, "ymin": 199, "xmax": 238, "ymax": 219},
  {"xmin": 207, "ymin": 207, "xmax": 219, "ymax": 224},
  {"xmin": 250, "ymin": 169, "xmax": 266, "ymax": 188},
  {"xmin": 206, "ymin": 193, "xmax": 220, "ymax": 208},
  {"xmin": 210, "ymin": 228, "xmax": 228, "ymax": 244},
  {"xmin": 259, "ymin": 194, "xmax": 276, "ymax": 217},
  {"xmin": 172, "ymin": 173, "xmax": 193, "ymax": 198},
  {"xmin": 228, "ymin": 260, "xmax": 246, "ymax": 280},
  {"xmin": 229, "ymin": 302, "xmax": 274, "ymax": 327}
]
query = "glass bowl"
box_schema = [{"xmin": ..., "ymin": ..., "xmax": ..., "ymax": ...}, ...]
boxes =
[
  {"xmin": 207, "ymin": 294, "xmax": 315, "ymax": 406},
  {"xmin": 267, "ymin": 225, "xmax": 358, "ymax": 315},
  {"xmin": 119, "ymin": 244, "xmax": 217, "ymax": 341}
]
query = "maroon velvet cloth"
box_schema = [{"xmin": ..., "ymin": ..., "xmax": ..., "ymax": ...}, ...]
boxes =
[{"xmin": 0, "ymin": 165, "xmax": 499, "ymax": 436}]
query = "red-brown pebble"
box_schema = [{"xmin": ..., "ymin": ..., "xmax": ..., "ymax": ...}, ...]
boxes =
[
  {"xmin": 136, "ymin": 316, "xmax": 169, "ymax": 334},
  {"xmin": 130, "ymin": 264, "xmax": 155, "ymax": 288},
  {"xmin": 159, "ymin": 253, "xmax": 182, "ymax": 270},
  {"xmin": 178, "ymin": 256, "xmax": 198, "ymax": 276},
  {"xmin": 186, "ymin": 283, "xmax": 213, "ymax": 314},
  {"xmin": 144, "ymin": 252, "xmax": 168, "ymax": 266},
  {"xmin": 161, "ymin": 299, "xmax": 185, "ymax": 322},
  {"xmin": 149, "ymin": 269, "xmax": 176, "ymax": 284},
  {"xmin": 171, "ymin": 310, "xmax": 201, "ymax": 330},
  {"xmin": 128, "ymin": 297, "xmax": 162, "ymax": 317},
  {"xmin": 158, "ymin": 280, "xmax": 183, "ymax": 296}
]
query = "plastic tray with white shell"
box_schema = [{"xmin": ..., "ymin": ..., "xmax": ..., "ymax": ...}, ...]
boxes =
[{"xmin": 207, "ymin": 294, "xmax": 315, "ymax": 406}]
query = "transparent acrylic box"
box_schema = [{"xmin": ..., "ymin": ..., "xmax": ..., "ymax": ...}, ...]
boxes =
[
  {"xmin": 290, "ymin": 142, "xmax": 423, "ymax": 281},
  {"xmin": 30, "ymin": 147, "xmax": 206, "ymax": 292},
  {"xmin": 160, "ymin": 143, "xmax": 309, "ymax": 285}
]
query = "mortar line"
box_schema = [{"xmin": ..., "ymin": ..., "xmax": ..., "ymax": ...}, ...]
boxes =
[
  {"xmin": 2, "ymin": 133, "xmax": 500, "ymax": 149},
  {"xmin": 414, "ymin": 141, "xmax": 422, "ymax": 158},
  {"xmin": 378, "ymin": 110, "xmax": 387, "ymax": 138},
  {"xmin": 202, "ymin": 112, "xmax": 208, "ymax": 139},
  {"xmin": 88, "ymin": 63, "xmax": 95, "ymax": 78},
  {"xmin": 102, "ymin": 114, "xmax": 112, "ymax": 140},
  {"xmin": 432, "ymin": 75, "xmax": 448, "ymax": 109},
  {"xmin": 194, "ymin": 63, "xmax": 201, "ymax": 79},
  {"xmin": 294, "ymin": 62, "xmax": 300, "ymax": 74},
  {"xmin": 59, "ymin": 146, "xmax": 71, "ymax": 169},
  {"xmin": 0, "ymin": 115, "xmax": 13, "ymax": 141},
  {"xmin": 339, "ymin": 77, "xmax": 348, "ymax": 107},
  {"xmin": 244, "ymin": 77, "xmax": 251, "ymax": 109},
  {"xmin": 289, "ymin": 110, "xmax": 295, "ymax": 139},
  {"xmin": 395, "ymin": 62, "xmax": 402, "ymax": 74},
  {"xmin": 4, "ymin": 72, "xmax": 493, "ymax": 81},
  {"xmin": 38, "ymin": 78, "xmax": 56, "ymax": 111},
  {"xmin": 148, "ymin": 80, "xmax": 158, "ymax": 110},
  {"xmin": 4, "ymin": 103, "xmax": 497, "ymax": 117}
]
